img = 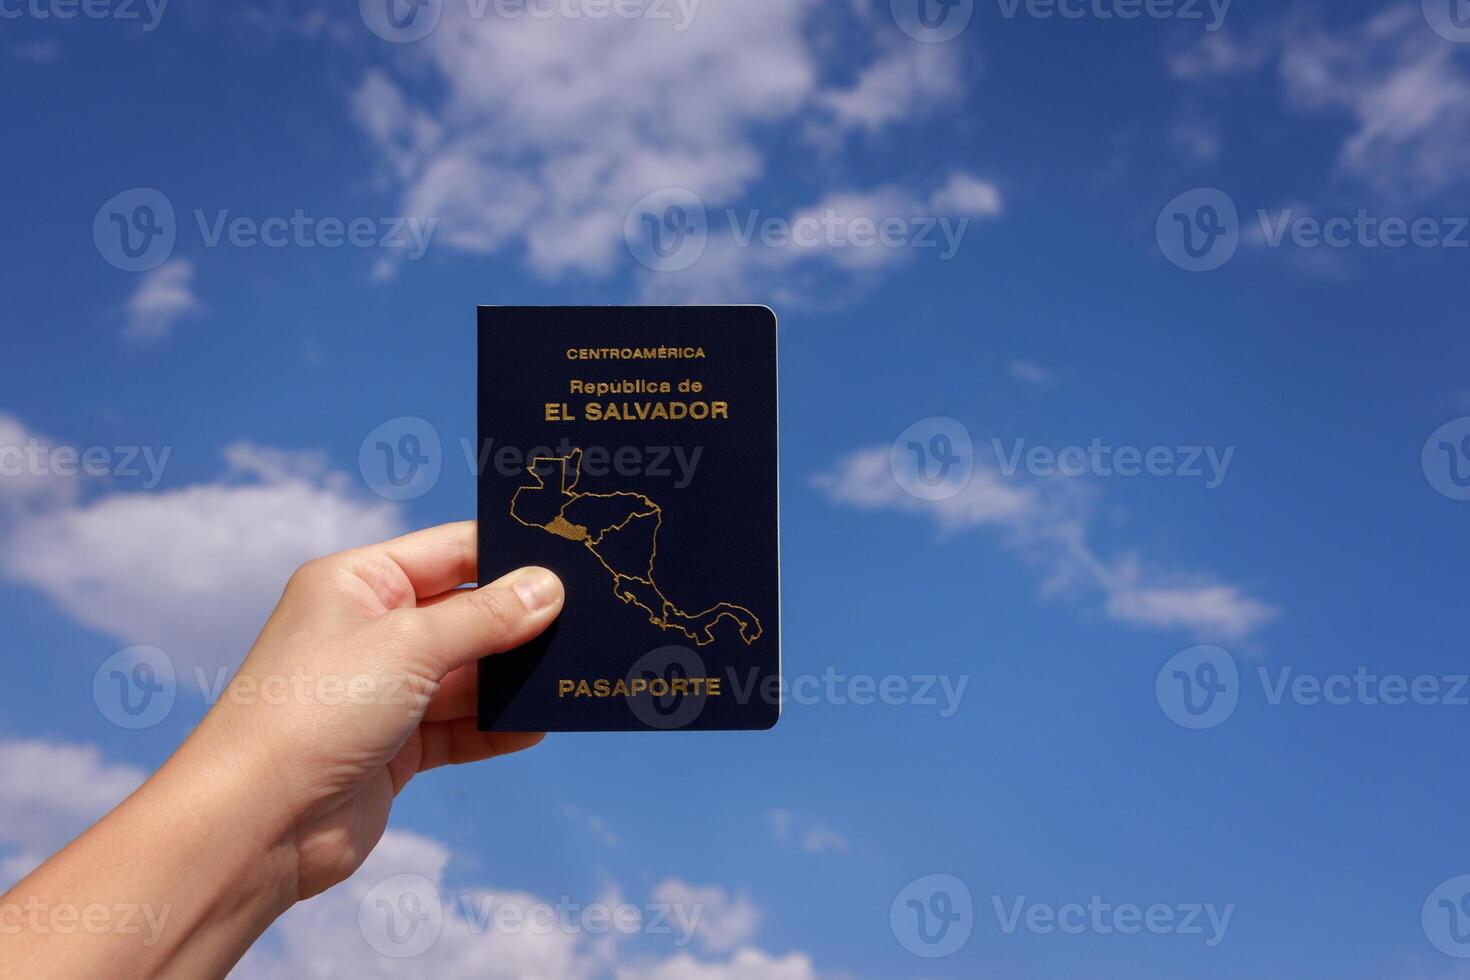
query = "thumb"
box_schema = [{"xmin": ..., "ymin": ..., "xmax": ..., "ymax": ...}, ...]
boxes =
[{"xmin": 411, "ymin": 566, "xmax": 564, "ymax": 676}]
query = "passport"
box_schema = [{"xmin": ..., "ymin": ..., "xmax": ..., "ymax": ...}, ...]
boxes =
[{"xmin": 477, "ymin": 306, "xmax": 780, "ymax": 732}]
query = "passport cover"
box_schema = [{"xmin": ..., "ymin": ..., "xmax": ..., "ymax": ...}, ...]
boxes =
[{"xmin": 477, "ymin": 306, "xmax": 780, "ymax": 732}]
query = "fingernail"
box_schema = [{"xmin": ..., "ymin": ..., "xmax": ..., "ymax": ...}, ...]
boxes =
[{"xmin": 512, "ymin": 568, "xmax": 560, "ymax": 611}]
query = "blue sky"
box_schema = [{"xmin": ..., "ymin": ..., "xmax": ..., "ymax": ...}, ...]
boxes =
[{"xmin": 2, "ymin": 0, "xmax": 1470, "ymax": 976}]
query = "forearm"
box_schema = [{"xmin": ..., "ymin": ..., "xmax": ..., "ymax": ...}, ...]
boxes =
[
  {"xmin": 0, "ymin": 526, "xmax": 557, "ymax": 977},
  {"xmin": 0, "ymin": 735, "xmax": 297, "ymax": 980}
]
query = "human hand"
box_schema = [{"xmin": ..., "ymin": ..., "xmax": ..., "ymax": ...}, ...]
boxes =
[
  {"xmin": 183, "ymin": 520, "xmax": 563, "ymax": 902},
  {"xmin": 0, "ymin": 522, "xmax": 563, "ymax": 980}
]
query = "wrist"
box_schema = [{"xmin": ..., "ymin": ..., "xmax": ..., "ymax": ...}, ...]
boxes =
[
  {"xmin": 158, "ymin": 719, "xmax": 302, "ymax": 914},
  {"xmin": 0, "ymin": 732, "xmax": 301, "ymax": 980}
]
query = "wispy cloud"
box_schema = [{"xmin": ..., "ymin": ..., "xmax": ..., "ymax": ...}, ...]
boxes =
[
  {"xmin": 812, "ymin": 446, "xmax": 1276, "ymax": 640},
  {"xmin": 123, "ymin": 258, "xmax": 204, "ymax": 342},
  {"xmin": 641, "ymin": 173, "xmax": 1001, "ymax": 305},
  {"xmin": 1008, "ymin": 360, "xmax": 1056, "ymax": 387},
  {"xmin": 0, "ymin": 736, "xmax": 818, "ymax": 979},
  {"xmin": 617, "ymin": 950, "xmax": 818, "ymax": 980},
  {"xmin": 767, "ymin": 809, "xmax": 850, "ymax": 856},
  {"xmin": 1, "ymin": 442, "xmax": 402, "ymax": 674},
  {"xmin": 346, "ymin": 0, "xmax": 979, "ymax": 293},
  {"xmin": 1167, "ymin": 111, "xmax": 1222, "ymax": 165},
  {"xmin": 815, "ymin": 39, "xmax": 962, "ymax": 134},
  {"xmin": 1167, "ymin": 24, "xmax": 1274, "ymax": 81},
  {"xmin": 0, "ymin": 415, "xmax": 83, "ymax": 513},
  {"xmin": 650, "ymin": 880, "xmax": 760, "ymax": 953},
  {"xmin": 562, "ymin": 803, "xmax": 621, "ymax": 849},
  {"xmin": 1170, "ymin": 5, "xmax": 1470, "ymax": 200},
  {"xmin": 240, "ymin": 833, "xmax": 808, "ymax": 979}
]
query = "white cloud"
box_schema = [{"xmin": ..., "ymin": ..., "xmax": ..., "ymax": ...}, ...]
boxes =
[
  {"xmin": 1167, "ymin": 112, "xmax": 1222, "ymax": 165},
  {"xmin": 1279, "ymin": 7, "xmax": 1470, "ymax": 199},
  {"xmin": 238, "ymin": 829, "xmax": 606, "ymax": 980},
  {"xmin": 1237, "ymin": 201, "xmax": 1355, "ymax": 280},
  {"xmin": 347, "ymin": 0, "xmax": 971, "ymax": 283},
  {"xmin": 650, "ymin": 881, "xmax": 758, "ymax": 953},
  {"xmin": 928, "ymin": 173, "xmax": 1003, "ymax": 218},
  {"xmin": 640, "ymin": 172, "xmax": 1001, "ymax": 305},
  {"xmin": 349, "ymin": 0, "xmax": 818, "ymax": 278},
  {"xmin": 615, "ymin": 949, "xmax": 818, "ymax": 980},
  {"xmin": 240, "ymin": 832, "xmax": 809, "ymax": 980},
  {"xmin": 563, "ymin": 803, "xmax": 621, "ymax": 848},
  {"xmin": 812, "ymin": 445, "xmax": 1275, "ymax": 640},
  {"xmin": 1008, "ymin": 360, "xmax": 1055, "ymax": 387},
  {"xmin": 1167, "ymin": 26, "xmax": 1273, "ymax": 81},
  {"xmin": 1106, "ymin": 584, "xmax": 1275, "ymax": 638},
  {"xmin": 1172, "ymin": 7, "xmax": 1470, "ymax": 199},
  {"xmin": 0, "ymin": 738, "xmax": 814, "ymax": 980},
  {"xmin": 812, "ymin": 446, "xmax": 1034, "ymax": 531},
  {"xmin": 0, "ymin": 739, "xmax": 145, "ymax": 886},
  {"xmin": 817, "ymin": 40, "xmax": 962, "ymax": 133},
  {"xmin": 124, "ymin": 259, "xmax": 205, "ymax": 342},
  {"xmin": 1, "ymin": 442, "xmax": 402, "ymax": 674},
  {"xmin": 0, "ymin": 414, "xmax": 82, "ymax": 513},
  {"xmin": 767, "ymin": 810, "xmax": 850, "ymax": 857}
]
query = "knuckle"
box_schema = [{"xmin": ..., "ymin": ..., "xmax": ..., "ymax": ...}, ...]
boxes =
[
  {"xmin": 286, "ymin": 556, "xmax": 335, "ymax": 591},
  {"xmin": 342, "ymin": 551, "xmax": 416, "ymax": 609},
  {"xmin": 397, "ymin": 671, "xmax": 438, "ymax": 712},
  {"xmin": 466, "ymin": 586, "xmax": 524, "ymax": 632},
  {"xmin": 378, "ymin": 607, "xmax": 433, "ymax": 649}
]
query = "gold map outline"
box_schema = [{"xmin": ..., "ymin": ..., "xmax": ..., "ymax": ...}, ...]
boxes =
[{"xmin": 509, "ymin": 449, "xmax": 763, "ymax": 647}]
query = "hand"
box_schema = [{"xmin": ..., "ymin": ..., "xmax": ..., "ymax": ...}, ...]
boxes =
[
  {"xmin": 189, "ymin": 521, "xmax": 564, "ymax": 901},
  {"xmin": 0, "ymin": 521, "xmax": 563, "ymax": 980}
]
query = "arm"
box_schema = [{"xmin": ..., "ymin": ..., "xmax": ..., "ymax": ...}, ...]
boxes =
[{"xmin": 0, "ymin": 521, "xmax": 562, "ymax": 979}]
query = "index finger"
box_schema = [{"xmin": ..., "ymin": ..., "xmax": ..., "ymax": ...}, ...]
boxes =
[{"xmin": 370, "ymin": 521, "xmax": 480, "ymax": 599}]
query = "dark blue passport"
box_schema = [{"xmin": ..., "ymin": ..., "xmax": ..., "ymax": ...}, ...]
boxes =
[{"xmin": 477, "ymin": 307, "xmax": 780, "ymax": 732}]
